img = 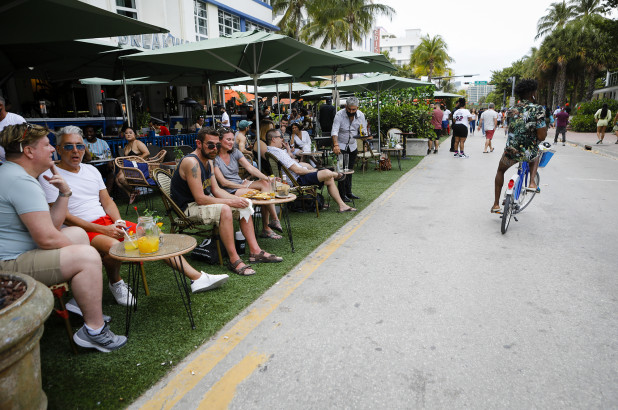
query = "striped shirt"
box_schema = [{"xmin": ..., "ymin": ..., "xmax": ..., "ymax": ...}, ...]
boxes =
[{"xmin": 85, "ymin": 138, "xmax": 111, "ymax": 157}]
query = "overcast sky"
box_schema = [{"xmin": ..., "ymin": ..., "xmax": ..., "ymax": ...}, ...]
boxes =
[{"xmin": 374, "ymin": 0, "xmax": 616, "ymax": 83}]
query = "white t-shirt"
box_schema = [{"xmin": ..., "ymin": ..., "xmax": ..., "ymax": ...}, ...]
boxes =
[
  {"xmin": 453, "ymin": 108, "xmax": 472, "ymax": 127},
  {"xmin": 293, "ymin": 130, "xmax": 312, "ymax": 153},
  {"xmin": 497, "ymin": 112, "xmax": 503, "ymax": 121},
  {"xmin": 481, "ymin": 109, "xmax": 498, "ymax": 130},
  {"xmin": 553, "ymin": 108, "xmax": 561, "ymax": 116},
  {"xmin": 39, "ymin": 164, "xmax": 106, "ymax": 222},
  {"xmin": 267, "ymin": 146, "xmax": 308, "ymax": 180},
  {"xmin": 0, "ymin": 112, "xmax": 27, "ymax": 162},
  {"xmin": 442, "ymin": 109, "xmax": 451, "ymax": 122},
  {"xmin": 221, "ymin": 111, "xmax": 230, "ymax": 126}
]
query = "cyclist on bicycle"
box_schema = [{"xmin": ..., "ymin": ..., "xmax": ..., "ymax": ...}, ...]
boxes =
[{"xmin": 491, "ymin": 79, "xmax": 547, "ymax": 213}]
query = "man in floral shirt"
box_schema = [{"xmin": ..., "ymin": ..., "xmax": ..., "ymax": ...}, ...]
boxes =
[{"xmin": 491, "ymin": 79, "xmax": 547, "ymax": 213}]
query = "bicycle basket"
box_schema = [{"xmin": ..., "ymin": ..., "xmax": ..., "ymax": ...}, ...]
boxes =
[{"xmin": 538, "ymin": 150, "xmax": 555, "ymax": 168}]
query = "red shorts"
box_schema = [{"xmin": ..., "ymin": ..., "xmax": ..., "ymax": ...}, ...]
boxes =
[
  {"xmin": 87, "ymin": 215, "xmax": 137, "ymax": 242},
  {"xmin": 485, "ymin": 130, "xmax": 495, "ymax": 140}
]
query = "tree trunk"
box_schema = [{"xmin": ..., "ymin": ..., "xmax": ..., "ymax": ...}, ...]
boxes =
[
  {"xmin": 555, "ymin": 61, "xmax": 567, "ymax": 107},
  {"xmin": 547, "ymin": 80, "xmax": 554, "ymax": 108},
  {"xmin": 585, "ymin": 68, "xmax": 597, "ymax": 101},
  {"xmin": 577, "ymin": 69, "xmax": 586, "ymax": 103}
]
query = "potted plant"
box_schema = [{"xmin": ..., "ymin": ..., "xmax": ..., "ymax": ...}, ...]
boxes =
[{"xmin": 0, "ymin": 271, "xmax": 53, "ymax": 409}]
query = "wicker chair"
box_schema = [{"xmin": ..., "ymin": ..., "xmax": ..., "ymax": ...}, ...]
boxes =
[
  {"xmin": 114, "ymin": 156, "xmax": 160, "ymax": 210},
  {"xmin": 152, "ymin": 169, "xmax": 223, "ymax": 265},
  {"xmin": 265, "ymin": 152, "xmax": 320, "ymax": 217}
]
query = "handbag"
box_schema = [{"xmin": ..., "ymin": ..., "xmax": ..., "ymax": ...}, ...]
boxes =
[{"xmin": 377, "ymin": 155, "xmax": 391, "ymax": 171}]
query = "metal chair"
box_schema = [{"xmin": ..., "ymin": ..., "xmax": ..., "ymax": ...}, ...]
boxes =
[{"xmin": 151, "ymin": 169, "xmax": 223, "ymax": 265}]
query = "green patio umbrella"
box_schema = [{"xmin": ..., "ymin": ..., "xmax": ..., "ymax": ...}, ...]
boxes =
[
  {"xmin": 122, "ymin": 30, "xmax": 364, "ymax": 169},
  {"xmin": 324, "ymin": 74, "xmax": 434, "ymax": 149},
  {"xmin": 434, "ymin": 91, "xmax": 463, "ymax": 98},
  {"xmin": 1, "ymin": 0, "xmax": 168, "ymax": 45},
  {"xmin": 79, "ymin": 77, "xmax": 166, "ymax": 86}
]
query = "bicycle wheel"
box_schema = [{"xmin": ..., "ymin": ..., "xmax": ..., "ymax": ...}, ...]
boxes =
[
  {"xmin": 501, "ymin": 194, "xmax": 514, "ymax": 234},
  {"xmin": 517, "ymin": 172, "xmax": 540, "ymax": 213}
]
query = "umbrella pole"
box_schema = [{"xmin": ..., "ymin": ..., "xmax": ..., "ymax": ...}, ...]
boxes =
[
  {"xmin": 253, "ymin": 76, "xmax": 261, "ymax": 171},
  {"xmin": 377, "ymin": 91, "xmax": 381, "ymax": 153},
  {"xmin": 207, "ymin": 78, "xmax": 215, "ymax": 127},
  {"xmin": 288, "ymin": 83, "xmax": 292, "ymax": 115},
  {"xmin": 122, "ymin": 69, "xmax": 131, "ymax": 127},
  {"xmin": 276, "ymin": 82, "xmax": 280, "ymax": 118}
]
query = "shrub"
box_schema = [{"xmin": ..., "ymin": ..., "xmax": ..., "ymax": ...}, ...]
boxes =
[
  {"xmin": 358, "ymin": 86, "xmax": 435, "ymax": 140},
  {"xmin": 570, "ymin": 114, "xmax": 597, "ymax": 132},
  {"xmin": 571, "ymin": 99, "xmax": 618, "ymax": 132}
]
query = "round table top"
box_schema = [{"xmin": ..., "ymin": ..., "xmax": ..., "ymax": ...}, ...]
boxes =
[
  {"xmin": 382, "ymin": 147, "xmax": 403, "ymax": 152},
  {"xmin": 250, "ymin": 193, "xmax": 297, "ymax": 206},
  {"xmin": 354, "ymin": 134, "xmax": 374, "ymax": 139},
  {"xmin": 395, "ymin": 132, "xmax": 415, "ymax": 135},
  {"xmin": 109, "ymin": 234, "xmax": 197, "ymax": 262}
]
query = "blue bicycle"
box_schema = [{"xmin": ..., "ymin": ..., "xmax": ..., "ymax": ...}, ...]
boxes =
[{"xmin": 501, "ymin": 143, "xmax": 554, "ymax": 234}]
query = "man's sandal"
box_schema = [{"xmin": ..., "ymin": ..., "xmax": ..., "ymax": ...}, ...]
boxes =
[
  {"xmin": 259, "ymin": 230, "xmax": 282, "ymax": 239},
  {"xmin": 334, "ymin": 172, "xmax": 346, "ymax": 181},
  {"xmin": 268, "ymin": 220, "xmax": 283, "ymax": 233},
  {"xmin": 227, "ymin": 259, "xmax": 256, "ymax": 276},
  {"xmin": 491, "ymin": 207, "xmax": 502, "ymax": 214},
  {"xmin": 249, "ymin": 250, "xmax": 283, "ymax": 263}
]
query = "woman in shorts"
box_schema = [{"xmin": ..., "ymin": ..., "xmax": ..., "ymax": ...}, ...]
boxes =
[{"xmin": 452, "ymin": 98, "xmax": 474, "ymax": 158}]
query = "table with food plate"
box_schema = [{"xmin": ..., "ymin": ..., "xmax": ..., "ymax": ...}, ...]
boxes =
[
  {"xmin": 109, "ymin": 234, "xmax": 197, "ymax": 335},
  {"xmin": 242, "ymin": 190, "xmax": 297, "ymax": 252}
]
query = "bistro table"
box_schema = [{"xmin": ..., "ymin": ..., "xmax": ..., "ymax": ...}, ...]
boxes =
[
  {"xmin": 381, "ymin": 147, "xmax": 403, "ymax": 171},
  {"xmin": 395, "ymin": 131, "xmax": 415, "ymax": 158},
  {"xmin": 300, "ymin": 150, "xmax": 324, "ymax": 167},
  {"xmin": 251, "ymin": 193, "xmax": 297, "ymax": 252},
  {"xmin": 109, "ymin": 234, "xmax": 197, "ymax": 336},
  {"xmin": 88, "ymin": 158, "xmax": 114, "ymax": 166}
]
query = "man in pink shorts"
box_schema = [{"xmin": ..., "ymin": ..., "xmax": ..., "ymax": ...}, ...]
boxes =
[{"xmin": 480, "ymin": 103, "xmax": 498, "ymax": 153}]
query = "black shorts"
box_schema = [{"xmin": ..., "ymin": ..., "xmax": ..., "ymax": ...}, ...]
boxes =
[
  {"xmin": 430, "ymin": 129, "xmax": 441, "ymax": 140},
  {"xmin": 297, "ymin": 171, "xmax": 324, "ymax": 188},
  {"xmin": 452, "ymin": 124, "xmax": 468, "ymax": 139}
]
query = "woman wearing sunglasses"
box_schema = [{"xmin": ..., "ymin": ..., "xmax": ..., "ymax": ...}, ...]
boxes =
[
  {"xmin": 214, "ymin": 128, "xmax": 283, "ymax": 239},
  {"xmin": 116, "ymin": 126, "xmax": 149, "ymax": 203}
]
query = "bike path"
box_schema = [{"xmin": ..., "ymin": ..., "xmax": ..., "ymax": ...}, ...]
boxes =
[{"xmin": 132, "ymin": 132, "xmax": 618, "ymax": 409}]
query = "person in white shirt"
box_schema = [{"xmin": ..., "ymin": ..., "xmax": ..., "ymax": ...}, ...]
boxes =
[
  {"xmin": 441, "ymin": 106, "xmax": 451, "ymax": 136},
  {"xmin": 0, "ymin": 96, "xmax": 26, "ymax": 162},
  {"xmin": 266, "ymin": 129, "xmax": 355, "ymax": 213},
  {"xmin": 451, "ymin": 98, "xmax": 475, "ymax": 158},
  {"xmin": 220, "ymin": 107, "xmax": 230, "ymax": 127},
  {"xmin": 479, "ymin": 103, "xmax": 499, "ymax": 153}
]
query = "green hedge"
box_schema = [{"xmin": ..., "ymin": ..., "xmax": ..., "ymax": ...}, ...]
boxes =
[{"xmin": 358, "ymin": 86, "xmax": 435, "ymax": 139}]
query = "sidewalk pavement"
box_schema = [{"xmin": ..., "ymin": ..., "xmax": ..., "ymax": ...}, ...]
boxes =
[{"xmin": 564, "ymin": 130, "xmax": 618, "ymax": 159}]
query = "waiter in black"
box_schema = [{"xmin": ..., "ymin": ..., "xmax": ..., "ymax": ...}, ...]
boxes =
[{"xmin": 331, "ymin": 96, "xmax": 365, "ymax": 202}]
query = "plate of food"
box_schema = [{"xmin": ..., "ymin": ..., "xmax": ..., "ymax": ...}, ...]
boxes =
[{"xmin": 241, "ymin": 190, "xmax": 274, "ymax": 200}]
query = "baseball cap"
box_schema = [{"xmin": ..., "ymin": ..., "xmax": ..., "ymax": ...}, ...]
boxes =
[{"xmin": 238, "ymin": 120, "xmax": 252, "ymax": 130}]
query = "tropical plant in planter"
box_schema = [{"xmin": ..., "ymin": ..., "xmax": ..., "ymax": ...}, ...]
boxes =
[{"xmin": 358, "ymin": 86, "xmax": 435, "ymax": 140}]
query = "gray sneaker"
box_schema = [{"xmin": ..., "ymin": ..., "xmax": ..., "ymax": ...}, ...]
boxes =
[
  {"xmin": 73, "ymin": 323, "xmax": 127, "ymax": 352},
  {"xmin": 66, "ymin": 298, "xmax": 111, "ymax": 323}
]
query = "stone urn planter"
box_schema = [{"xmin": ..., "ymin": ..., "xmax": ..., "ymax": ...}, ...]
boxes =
[
  {"xmin": 406, "ymin": 138, "xmax": 430, "ymax": 156},
  {"xmin": 0, "ymin": 271, "xmax": 53, "ymax": 410}
]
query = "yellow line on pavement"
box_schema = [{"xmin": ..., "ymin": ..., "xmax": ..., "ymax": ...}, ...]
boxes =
[
  {"xmin": 140, "ymin": 165, "xmax": 422, "ymax": 410},
  {"xmin": 197, "ymin": 352, "xmax": 267, "ymax": 410}
]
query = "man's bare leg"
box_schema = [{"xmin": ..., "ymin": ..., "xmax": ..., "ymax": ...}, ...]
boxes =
[
  {"xmin": 317, "ymin": 170, "xmax": 354, "ymax": 211},
  {"xmin": 493, "ymin": 153, "xmax": 517, "ymax": 210}
]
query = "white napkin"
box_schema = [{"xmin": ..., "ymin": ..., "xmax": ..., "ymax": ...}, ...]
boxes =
[{"xmin": 238, "ymin": 201, "xmax": 255, "ymax": 222}]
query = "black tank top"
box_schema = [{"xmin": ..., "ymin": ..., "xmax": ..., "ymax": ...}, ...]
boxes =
[{"xmin": 170, "ymin": 154, "xmax": 212, "ymax": 211}]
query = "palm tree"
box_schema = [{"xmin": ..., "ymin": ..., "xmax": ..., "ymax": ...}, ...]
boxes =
[
  {"xmin": 569, "ymin": 0, "xmax": 606, "ymax": 17},
  {"xmin": 272, "ymin": 0, "xmax": 313, "ymax": 40},
  {"xmin": 300, "ymin": 0, "xmax": 348, "ymax": 49},
  {"xmin": 409, "ymin": 34, "xmax": 454, "ymax": 81},
  {"xmin": 337, "ymin": 0, "xmax": 394, "ymax": 50},
  {"xmin": 536, "ymin": 1, "xmax": 575, "ymax": 39}
]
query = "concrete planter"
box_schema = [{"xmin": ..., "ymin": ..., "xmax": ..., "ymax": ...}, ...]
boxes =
[
  {"xmin": 0, "ymin": 271, "xmax": 53, "ymax": 410},
  {"xmin": 406, "ymin": 138, "xmax": 430, "ymax": 156}
]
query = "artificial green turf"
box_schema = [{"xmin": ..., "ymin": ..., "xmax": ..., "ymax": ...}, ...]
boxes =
[{"xmin": 40, "ymin": 155, "xmax": 422, "ymax": 409}]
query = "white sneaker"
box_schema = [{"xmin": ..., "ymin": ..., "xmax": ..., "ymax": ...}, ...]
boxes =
[
  {"xmin": 459, "ymin": 152, "xmax": 469, "ymax": 158},
  {"xmin": 191, "ymin": 271, "xmax": 229, "ymax": 293},
  {"xmin": 66, "ymin": 298, "xmax": 112, "ymax": 322},
  {"xmin": 108, "ymin": 281, "xmax": 135, "ymax": 306}
]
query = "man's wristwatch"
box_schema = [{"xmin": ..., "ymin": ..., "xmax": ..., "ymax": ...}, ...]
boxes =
[{"xmin": 58, "ymin": 191, "xmax": 72, "ymax": 197}]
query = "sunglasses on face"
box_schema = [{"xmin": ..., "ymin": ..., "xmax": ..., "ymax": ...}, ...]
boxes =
[
  {"xmin": 205, "ymin": 142, "xmax": 222, "ymax": 150},
  {"xmin": 62, "ymin": 144, "xmax": 86, "ymax": 151}
]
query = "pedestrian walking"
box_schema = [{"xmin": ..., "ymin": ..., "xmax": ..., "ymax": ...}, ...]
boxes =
[
  {"xmin": 554, "ymin": 106, "xmax": 570, "ymax": 146},
  {"xmin": 594, "ymin": 103, "xmax": 612, "ymax": 144},
  {"xmin": 429, "ymin": 104, "xmax": 442, "ymax": 154},
  {"xmin": 479, "ymin": 103, "xmax": 498, "ymax": 153},
  {"xmin": 452, "ymin": 98, "xmax": 474, "ymax": 158},
  {"xmin": 469, "ymin": 109, "xmax": 477, "ymax": 135}
]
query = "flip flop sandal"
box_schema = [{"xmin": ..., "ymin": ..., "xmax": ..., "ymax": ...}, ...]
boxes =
[
  {"xmin": 334, "ymin": 172, "xmax": 346, "ymax": 181},
  {"xmin": 227, "ymin": 259, "xmax": 255, "ymax": 276},
  {"xmin": 249, "ymin": 250, "xmax": 283, "ymax": 263},
  {"xmin": 337, "ymin": 207, "xmax": 357, "ymax": 213},
  {"xmin": 491, "ymin": 207, "xmax": 502, "ymax": 214},
  {"xmin": 259, "ymin": 230, "xmax": 282, "ymax": 239},
  {"xmin": 268, "ymin": 220, "xmax": 283, "ymax": 233}
]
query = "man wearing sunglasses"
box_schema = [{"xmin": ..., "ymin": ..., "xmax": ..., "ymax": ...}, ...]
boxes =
[
  {"xmin": 39, "ymin": 126, "xmax": 229, "ymax": 306},
  {"xmin": 171, "ymin": 127, "xmax": 283, "ymax": 276}
]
